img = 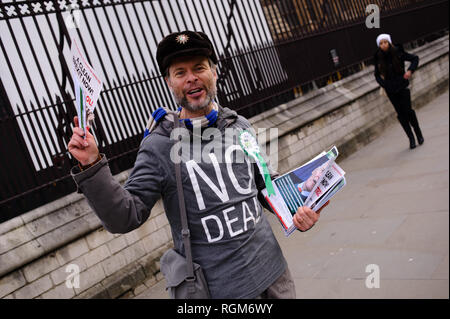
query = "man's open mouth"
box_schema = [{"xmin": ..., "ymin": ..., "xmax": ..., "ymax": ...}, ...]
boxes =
[{"xmin": 186, "ymin": 88, "xmax": 204, "ymax": 98}]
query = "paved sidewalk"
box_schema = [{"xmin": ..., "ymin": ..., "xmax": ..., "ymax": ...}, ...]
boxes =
[{"xmin": 134, "ymin": 90, "xmax": 449, "ymax": 299}]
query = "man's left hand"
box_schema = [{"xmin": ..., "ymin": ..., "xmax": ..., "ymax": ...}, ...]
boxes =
[{"xmin": 293, "ymin": 201, "xmax": 329, "ymax": 232}]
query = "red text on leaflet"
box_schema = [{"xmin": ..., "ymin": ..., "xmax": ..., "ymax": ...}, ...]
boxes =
[
  {"xmin": 315, "ymin": 188, "xmax": 322, "ymax": 196},
  {"xmin": 86, "ymin": 95, "xmax": 93, "ymax": 107}
]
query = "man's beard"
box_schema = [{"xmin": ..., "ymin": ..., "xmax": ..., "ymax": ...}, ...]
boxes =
[{"xmin": 173, "ymin": 84, "xmax": 217, "ymax": 113}]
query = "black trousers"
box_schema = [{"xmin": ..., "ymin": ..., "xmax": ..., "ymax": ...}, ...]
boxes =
[{"xmin": 386, "ymin": 88, "xmax": 423, "ymax": 140}]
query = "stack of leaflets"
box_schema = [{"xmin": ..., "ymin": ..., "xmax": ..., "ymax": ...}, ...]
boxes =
[{"xmin": 262, "ymin": 146, "xmax": 346, "ymax": 236}]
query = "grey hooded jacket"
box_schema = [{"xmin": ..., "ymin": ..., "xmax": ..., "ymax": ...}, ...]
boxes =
[{"xmin": 71, "ymin": 106, "xmax": 287, "ymax": 298}]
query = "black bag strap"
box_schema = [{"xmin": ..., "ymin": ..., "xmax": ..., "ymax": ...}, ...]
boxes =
[{"xmin": 171, "ymin": 111, "xmax": 196, "ymax": 295}]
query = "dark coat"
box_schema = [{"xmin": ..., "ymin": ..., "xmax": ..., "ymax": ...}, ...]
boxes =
[{"xmin": 374, "ymin": 44, "xmax": 419, "ymax": 94}]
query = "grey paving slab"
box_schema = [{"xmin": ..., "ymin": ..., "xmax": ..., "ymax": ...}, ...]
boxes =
[
  {"xmin": 384, "ymin": 211, "xmax": 449, "ymax": 254},
  {"xmin": 432, "ymin": 255, "xmax": 449, "ymax": 280},
  {"xmin": 310, "ymin": 248, "xmax": 443, "ymax": 280},
  {"xmin": 364, "ymin": 170, "xmax": 449, "ymax": 196},
  {"xmin": 363, "ymin": 190, "xmax": 448, "ymax": 217},
  {"xmin": 294, "ymin": 278, "xmax": 449, "ymax": 299},
  {"xmin": 299, "ymin": 215, "xmax": 408, "ymax": 247}
]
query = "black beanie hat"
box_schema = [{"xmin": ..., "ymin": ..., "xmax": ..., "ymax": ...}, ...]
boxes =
[{"xmin": 156, "ymin": 30, "xmax": 218, "ymax": 75}]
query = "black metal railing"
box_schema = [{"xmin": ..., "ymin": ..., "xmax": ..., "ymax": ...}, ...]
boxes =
[{"xmin": 0, "ymin": 0, "xmax": 448, "ymax": 222}]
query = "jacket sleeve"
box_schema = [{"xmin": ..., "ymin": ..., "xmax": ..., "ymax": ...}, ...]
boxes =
[
  {"xmin": 71, "ymin": 145, "xmax": 164, "ymax": 234},
  {"xmin": 403, "ymin": 50, "xmax": 419, "ymax": 73},
  {"xmin": 373, "ymin": 53, "xmax": 386, "ymax": 88}
]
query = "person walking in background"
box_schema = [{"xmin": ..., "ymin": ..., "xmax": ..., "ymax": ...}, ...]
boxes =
[{"xmin": 374, "ymin": 33, "xmax": 424, "ymax": 149}]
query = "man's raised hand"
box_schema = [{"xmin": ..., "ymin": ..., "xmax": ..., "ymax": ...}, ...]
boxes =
[{"xmin": 68, "ymin": 116, "xmax": 99, "ymax": 166}]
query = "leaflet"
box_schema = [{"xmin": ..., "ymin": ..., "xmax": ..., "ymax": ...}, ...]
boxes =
[
  {"xmin": 71, "ymin": 37, "xmax": 103, "ymax": 137},
  {"xmin": 262, "ymin": 146, "xmax": 346, "ymax": 236},
  {"xmin": 303, "ymin": 159, "xmax": 346, "ymax": 210}
]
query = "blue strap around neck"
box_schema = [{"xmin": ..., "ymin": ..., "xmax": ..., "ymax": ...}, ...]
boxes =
[{"xmin": 144, "ymin": 105, "xmax": 219, "ymax": 138}]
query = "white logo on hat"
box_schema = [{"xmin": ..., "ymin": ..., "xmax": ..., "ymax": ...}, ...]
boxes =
[{"xmin": 176, "ymin": 34, "xmax": 189, "ymax": 44}]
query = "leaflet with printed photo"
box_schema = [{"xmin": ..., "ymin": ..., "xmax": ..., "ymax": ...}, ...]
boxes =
[
  {"xmin": 303, "ymin": 160, "xmax": 346, "ymax": 210},
  {"xmin": 313, "ymin": 177, "xmax": 346, "ymax": 212},
  {"xmin": 262, "ymin": 146, "xmax": 346, "ymax": 236}
]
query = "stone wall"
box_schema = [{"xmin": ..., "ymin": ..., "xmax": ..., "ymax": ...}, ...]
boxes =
[
  {"xmin": 0, "ymin": 188, "xmax": 172, "ymax": 299},
  {"xmin": 0, "ymin": 35, "xmax": 448, "ymax": 299}
]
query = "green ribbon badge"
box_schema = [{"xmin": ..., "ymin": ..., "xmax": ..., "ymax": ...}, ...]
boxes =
[{"xmin": 238, "ymin": 130, "xmax": 275, "ymax": 197}]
